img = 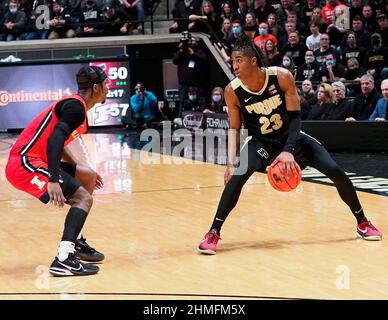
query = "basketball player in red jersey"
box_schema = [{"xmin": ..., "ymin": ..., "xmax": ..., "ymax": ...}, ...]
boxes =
[
  {"xmin": 198, "ymin": 36, "xmax": 382, "ymax": 254},
  {"xmin": 6, "ymin": 66, "xmax": 108, "ymax": 276}
]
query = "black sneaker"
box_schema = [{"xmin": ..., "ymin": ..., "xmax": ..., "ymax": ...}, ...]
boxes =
[
  {"xmin": 49, "ymin": 254, "xmax": 99, "ymax": 277},
  {"xmin": 75, "ymin": 237, "xmax": 105, "ymax": 262}
]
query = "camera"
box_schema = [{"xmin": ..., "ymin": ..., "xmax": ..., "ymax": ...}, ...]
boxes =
[
  {"xmin": 180, "ymin": 31, "xmax": 192, "ymax": 52},
  {"xmin": 139, "ymin": 85, "xmax": 145, "ymax": 92}
]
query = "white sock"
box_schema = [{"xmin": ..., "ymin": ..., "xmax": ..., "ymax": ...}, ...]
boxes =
[
  {"xmin": 77, "ymin": 233, "xmax": 82, "ymax": 240},
  {"xmin": 57, "ymin": 241, "xmax": 75, "ymax": 262}
]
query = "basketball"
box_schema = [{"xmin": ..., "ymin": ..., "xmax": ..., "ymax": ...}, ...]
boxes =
[{"xmin": 267, "ymin": 162, "xmax": 302, "ymax": 192}]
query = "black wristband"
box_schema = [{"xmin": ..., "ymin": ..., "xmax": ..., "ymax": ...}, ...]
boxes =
[{"xmin": 48, "ymin": 174, "xmax": 59, "ymax": 183}]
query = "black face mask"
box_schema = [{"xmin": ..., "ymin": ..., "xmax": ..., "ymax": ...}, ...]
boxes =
[
  {"xmin": 371, "ymin": 39, "xmax": 381, "ymax": 47},
  {"xmin": 347, "ymin": 68, "xmax": 359, "ymax": 77}
]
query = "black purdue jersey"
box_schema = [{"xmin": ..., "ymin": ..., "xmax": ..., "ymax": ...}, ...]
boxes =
[{"xmin": 231, "ymin": 67, "xmax": 290, "ymax": 142}]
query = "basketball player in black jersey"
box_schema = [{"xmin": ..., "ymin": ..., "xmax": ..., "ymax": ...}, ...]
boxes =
[{"xmin": 197, "ymin": 37, "xmax": 382, "ymax": 254}]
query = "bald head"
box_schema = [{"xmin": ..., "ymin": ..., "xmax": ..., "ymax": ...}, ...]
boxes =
[{"xmin": 381, "ymin": 79, "xmax": 388, "ymax": 100}]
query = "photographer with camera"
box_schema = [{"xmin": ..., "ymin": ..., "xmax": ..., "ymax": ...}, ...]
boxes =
[
  {"xmin": 173, "ymin": 32, "xmax": 208, "ymax": 118},
  {"xmin": 122, "ymin": 82, "xmax": 157, "ymax": 129}
]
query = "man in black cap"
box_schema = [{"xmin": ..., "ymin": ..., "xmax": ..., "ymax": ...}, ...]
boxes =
[
  {"xmin": 376, "ymin": 13, "xmax": 388, "ymax": 47},
  {"xmin": 5, "ymin": 66, "xmax": 109, "ymax": 276},
  {"xmin": 365, "ymin": 33, "xmax": 388, "ymax": 82},
  {"xmin": 102, "ymin": 2, "xmax": 132, "ymax": 36}
]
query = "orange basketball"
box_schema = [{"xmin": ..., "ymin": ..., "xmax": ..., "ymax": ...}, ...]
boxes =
[{"xmin": 267, "ymin": 162, "xmax": 302, "ymax": 192}]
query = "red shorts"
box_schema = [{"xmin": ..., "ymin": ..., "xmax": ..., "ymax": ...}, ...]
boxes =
[{"xmin": 5, "ymin": 154, "xmax": 80, "ymax": 203}]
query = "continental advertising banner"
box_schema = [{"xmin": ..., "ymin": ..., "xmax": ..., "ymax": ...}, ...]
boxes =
[{"xmin": 0, "ymin": 60, "xmax": 130, "ymax": 130}]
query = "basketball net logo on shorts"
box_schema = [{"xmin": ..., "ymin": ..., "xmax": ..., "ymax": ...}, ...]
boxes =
[{"xmin": 257, "ymin": 148, "xmax": 269, "ymax": 159}]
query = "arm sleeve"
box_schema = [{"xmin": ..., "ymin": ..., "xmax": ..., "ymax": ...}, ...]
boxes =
[
  {"xmin": 47, "ymin": 100, "xmax": 85, "ymax": 182},
  {"xmin": 283, "ymin": 110, "xmax": 301, "ymax": 154}
]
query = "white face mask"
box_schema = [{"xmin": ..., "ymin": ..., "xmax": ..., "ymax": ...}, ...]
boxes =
[
  {"xmin": 305, "ymin": 56, "xmax": 315, "ymax": 64},
  {"xmin": 282, "ymin": 60, "xmax": 291, "ymax": 67},
  {"xmin": 188, "ymin": 95, "xmax": 197, "ymax": 101},
  {"xmin": 212, "ymin": 94, "xmax": 222, "ymax": 102}
]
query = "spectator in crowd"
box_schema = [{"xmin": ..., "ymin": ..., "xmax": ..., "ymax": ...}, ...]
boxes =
[
  {"xmin": 307, "ymin": 83, "xmax": 335, "ymax": 120},
  {"xmin": 326, "ymin": 5, "xmax": 348, "ymax": 47},
  {"xmin": 253, "ymin": 22, "xmax": 277, "ymax": 51},
  {"xmin": 243, "ymin": 12, "xmax": 258, "ymax": 39},
  {"xmin": 220, "ymin": 1, "xmax": 236, "ymax": 21},
  {"xmin": 277, "ymin": 20, "xmax": 296, "ymax": 52},
  {"xmin": 16, "ymin": 0, "xmax": 31, "ymax": 18},
  {"xmin": 266, "ymin": 13, "xmax": 281, "ymax": 39},
  {"xmin": 369, "ymin": 79, "xmax": 388, "ymax": 121},
  {"xmin": 321, "ymin": 0, "xmax": 343, "ymax": 23},
  {"xmin": 253, "ymin": 0, "xmax": 275, "ymax": 24},
  {"xmin": 122, "ymin": 0, "xmax": 145, "ymax": 33},
  {"xmin": 351, "ymin": 16, "xmax": 370, "ymax": 48},
  {"xmin": 234, "ymin": 0, "xmax": 249, "ymax": 26},
  {"xmin": 128, "ymin": 82, "xmax": 157, "ymax": 128},
  {"xmin": 47, "ymin": 1, "xmax": 75, "ymax": 39},
  {"xmin": 300, "ymin": 79, "xmax": 317, "ymax": 119},
  {"xmin": 189, "ymin": 0, "xmax": 222, "ymax": 40},
  {"xmin": 281, "ymin": 54, "xmax": 297, "ymax": 78},
  {"xmin": 103, "ymin": 4, "xmax": 132, "ymax": 36},
  {"xmin": 0, "ymin": 0, "xmax": 27, "ymax": 41},
  {"xmin": 224, "ymin": 19, "xmax": 243, "ymax": 56},
  {"xmin": 183, "ymin": 85, "xmax": 207, "ymax": 112},
  {"xmin": 376, "ymin": 13, "xmax": 388, "ymax": 47},
  {"xmin": 361, "ymin": 4, "xmax": 377, "ymax": 35},
  {"xmin": 320, "ymin": 81, "xmax": 352, "ymax": 120},
  {"xmin": 61, "ymin": 0, "xmax": 83, "ymax": 23},
  {"xmin": 365, "ymin": 33, "xmax": 388, "ymax": 82},
  {"xmin": 281, "ymin": 31, "xmax": 307, "ymax": 67},
  {"xmin": 319, "ymin": 52, "xmax": 345, "ymax": 82},
  {"xmin": 306, "ymin": 21, "xmax": 321, "ymax": 52},
  {"xmin": 343, "ymin": 57, "xmax": 365, "ymax": 96},
  {"xmin": 339, "ymin": 30, "xmax": 364, "ymax": 66},
  {"xmin": 349, "ymin": 0, "xmax": 363, "ymax": 25},
  {"xmin": 173, "ymin": 35, "xmax": 208, "ymax": 117},
  {"xmin": 296, "ymin": 50, "xmax": 321, "ymax": 82},
  {"xmin": 314, "ymin": 33, "xmax": 339, "ymax": 67},
  {"xmin": 301, "ymin": 0, "xmax": 319, "ymax": 24},
  {"xmin": 205, "ymin": 86, "xmax": 226, "ymax": 113},
  {"xmin": 263, "ymin": 39, "xmax": 281, "ymax": 66},
  {"xmin": 76, "ymin": 0, "xmax": 104, "ymax": 37},
  {"xmin": 169, "ymin": 0, "xmax": 201, "ymax": 34},
  {"xmin": 287, "ymin": 10, "xmax": 307, "ymax": 39},
  {"xmin": 276, "ymin": 0, "xmax": 301, "ymax": 28},
  {"xmin": 346, "ymin": 74, "xmax": 382, "ymax": 121},
  {"xmin": 369, "ymin": 0, "xmax": 386, "ymax": 19},
  {"xmin": 221, "ymin": 18, "xmax": 232, "ymax": 41},
  {"xmin": 311, "ymin": 7, "xmax": 328, "ymax": 34}
]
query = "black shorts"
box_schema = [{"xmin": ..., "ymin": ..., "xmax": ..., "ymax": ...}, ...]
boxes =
[
  {"xmin": 39, "ymin": 162, "xmax": 81, "ymax": 204},
  {"xmin": 240, "ymin": 131, "xmax": 328, "ymax": 174}
]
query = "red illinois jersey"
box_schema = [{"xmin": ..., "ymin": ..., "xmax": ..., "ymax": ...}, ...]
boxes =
[
  {"xmin": 5, "ymin": 94, "xmax": 87, "ymax": 201},
  {"xmin": 9, "ymin": 94, "xmax": 87, "ymax": 161}
]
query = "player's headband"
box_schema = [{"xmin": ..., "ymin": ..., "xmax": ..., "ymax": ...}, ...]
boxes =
[{"xmin": 77, "ymin": 66, "xmax": 107, "ymax": 89}]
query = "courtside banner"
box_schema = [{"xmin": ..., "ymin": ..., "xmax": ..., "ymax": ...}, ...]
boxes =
[
  {"xmin": 182, "ymin": 111, "xmax": 229, "ymax": 131},
  {"xmin": 0, "ymin": 60, "xmax": 130, "ymax": 130}
]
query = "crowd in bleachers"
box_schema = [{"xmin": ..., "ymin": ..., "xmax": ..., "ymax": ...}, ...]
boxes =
[
  {"xmin": 0, "ymin": 0, "xmax": 151, "ymax": 40},
  {"xmin": 169, "ymin": 0, "xmax": 388, "ymax": 121}
]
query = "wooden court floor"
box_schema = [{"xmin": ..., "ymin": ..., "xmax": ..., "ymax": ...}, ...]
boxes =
[{"xmin": 1, "ymin": 133, "xmax": 388, "ymax": 300}]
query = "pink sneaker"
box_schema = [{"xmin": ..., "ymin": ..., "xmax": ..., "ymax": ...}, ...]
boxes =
[
  {"xmin": 357, "ymin": 221, "xmax": 383, "ymax": 241},
  {"xmin": 197, "ymin": 230, "xmax": 221, "ymax": 255}
]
